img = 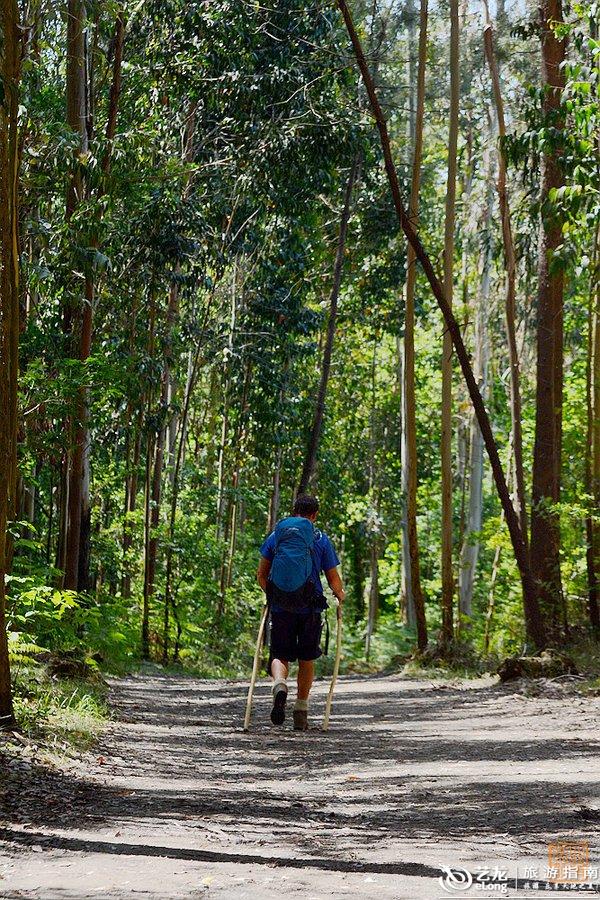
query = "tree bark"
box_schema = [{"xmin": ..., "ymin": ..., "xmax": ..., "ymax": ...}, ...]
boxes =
[
  {"xmin": 458, "ymin": 146, "xmax": 493, "ymax": 621},
  {"xmin": 399, "ymin": 336, "xmax": 414, "ymax": 626},
  {"xmin": 121, "ymin": 408, "xmax": 142, "ymax": 599},
  {"xmin": 402, "ymin": 0, "xmax": 428, "ymax": 650},
  {"xmin": 63, "ymin": 0, "xmax": 89, "ymax": 590},
  {"xmin": 121, "ymin": 286, "xmax": 142, "ymax": 598},
  {"xmin": 216, "ymin": 263, "xmax": 237, "ymax": 538},
  {"xmin": 142, "ymin": 280, "xmax": 178, "ymax": 657},
  {"xmin": 336, "ymin": 0, "xmax": 546, "ymax": 649},
  {"xmin": 102, "ymin": 12, "xmax": 125, "ymax": 176},
  {"xmin": 141, "ymin": 427, "xmax": 155, "ymax": 660},
  {"xmin": 529, "ymin": 0, "xmax": 566, "ymax": 639},
  {"xmin": 587, "ymin": 226, "xmax": 600, "ymax": 629},
  {"xmin": 365, "ymin": 342, "xmax": 380, "ymax": 657},
  {"xmin": 483, "ymin": 17, "xmax": 529, "ymax": 555},
  {"xmin": 64, "ymin": 9, "xmax": 124, "ymax": 591},
  {"xmin": 141, "ymin": 293, "xmax": 157, "ymax": 658},
  {"xmin": 0, "ymin": 0, "xmax": 21, "ymax": 727},
  {"xmin": 440, "ymin": 0, "xmax": 459, "ymax": 645},
  {"xmin": 297, "ymin": 156, "xmax": 359, "ymax": 495}
]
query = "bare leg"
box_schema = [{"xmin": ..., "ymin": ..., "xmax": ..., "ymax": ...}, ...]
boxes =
[
  {"xmin": 297, "ymin": 659, "xmax": 314, "ymax": 700},
  {"xmin": 270, "ymin": 658, "xmax": 289, "ymax": 725},
  {"xmin": 271, "ymin": 658, "xmax": 288, "ymax": 683}
]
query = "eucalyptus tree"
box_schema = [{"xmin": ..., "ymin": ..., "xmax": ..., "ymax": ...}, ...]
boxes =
[
  {"xmin": 0, "ymin": 0, "xmax": 22, "ymax": 727},
  {"xmin": 336, "ymin": 0, "xmax": 547, "ymax": 649},
  {"xmin": 440, "ymin": 0, "xmax": 460, "ymax": 643},
  {"xmin": 297, "ymin": 157, "xmax": 359, "ymax": 496},
  {"xmin": 529, "ymin": 0, "xmax": 567, "ymax": 638},
  {"xmin": 401, "ymin": 0, "xmax": 428, "ymax": 650}
]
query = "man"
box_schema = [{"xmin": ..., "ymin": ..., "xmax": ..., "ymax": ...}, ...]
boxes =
[{"xmin": 257, "ymin": 494, "xmax": 345, "ymax": 731}]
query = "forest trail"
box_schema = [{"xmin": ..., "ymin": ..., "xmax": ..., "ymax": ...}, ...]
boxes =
[{"xmin": 1, "ymin": 672, "xmax": 600, "ymax": 899}]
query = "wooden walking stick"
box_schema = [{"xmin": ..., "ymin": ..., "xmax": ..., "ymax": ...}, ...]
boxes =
[
  {"xmin": 243, "ymin": 603, "xmax": 269, "ymax": 731},
  {"xmin": 322, "ymin": 601, "xmax": 343, "ymax": 731}
]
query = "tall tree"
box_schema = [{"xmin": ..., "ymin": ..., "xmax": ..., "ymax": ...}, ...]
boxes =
[
  {"xmin": 298, "ymin": 156, "xmax": 359, "ymax": 495},
  {"xmin": 0, "ymin": 0, "xmax": 22, "ymax": 727},
  {"xmin": 529, "ymin": 0, "xmax": 566, "ymax": 638},
  {"xmin": 483, "ymin": 7, "xmax": 529, "ymax": 554},
  {"xmin": 336, "ymin": 0, "xmax": 546, "ymax": 649},
  {"xmin": 587, "ymin": 225, "xmax": 600, "ymax": 629},
  {"xmin": 62, "ymin": 0, "xmax": 89, "ymax": 590},
  {"xmin": 440, "ymin": 0, "xmax": 460, "ymax": 643},
  {"xmin": 401, "ymin": 0, "xmax": 428, "ymax": 650},
  {"xmin": 458, "ymin": 136, "xmax": 493, "ymax": 620}
]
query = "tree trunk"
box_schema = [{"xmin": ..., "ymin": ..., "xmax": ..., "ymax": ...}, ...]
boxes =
[
  {"xmin": 297, "ymin": 156, "xmax": 359, "ymax": 495},
  {"xmin": 483, "ymin": 15, "xmax": 529, "ymax": 554},
  {"xmin": 121, "ymin": 284, "xmax": 142, "ymax": 599},
  {"xmin": 152, "ymin": 96, "xmax": 198, "ymax": 651},
  {"xmin": 0, "ymin": 0, "xmax": 21, "ymax": 727},
  {"xmin": 402, "ymin": 0, "xmax": 428, "ymax": 650},
  {"xmin": 336, "ymin": 0, "xmax": 546, "ymax": 649},
  {"xmin": 121, "ymin": 409, "xmax": 142, "ymax": 599},
  {"xmin": 365, "ymin": 540, "xmax": 379, "ymax": 660},
  {"xmin": 269, "ymin": 446, "xmax": 283, "ymax": 532},
  {"xmin": 162, "ymin": 274, "xmax": 216, "ymax": 662},
  {"xmin": 63, "ymin": 0, "xmax": 88, "ymax": 590},
  {"xmin": 141, "ymin": 293, "xmax": 156, "ymax": 658},
  {"xmin": 484, "ymin": 436, "xmax": 513, "ymax": 652},
  {"xmin": 529, "ymin": 0, "xmax": 566, "ymax": 639},
  {"xmin": 216, "ymin": 263, "xmax": 237, "ymax": 538},
  {"xmin": 349, "ymin": 523, "xmax": 366, "ymax": 623},
  {"xmin": 587, "ymin": 226, "xmax": 600, "ymax": 629},
  {"xmin": 222, "ymin": 360, "xmax": 252, "ymax": 595},
  {"xmin": 163, "ymin": 352, "xmax": 196, "ymax": 662},
  {"xmin": 141, "ymin": 429, "xmax": 155, "ymax": 659},
  {"xmin": 399, "ymin": 336, "xmax": 414, "ymax": 626},
  {"xmin": 364, "ymin": 343, "xmax": 381, "ymax": 657},
  {"xmin": 55, "ymin": 455, "xmax": 68, "ymax": 576},
  {"xmin": 143, "ymin": 280, "xmax": 178, "ymax": 657},
  {"xmin": 458, "ymin": 146, "xmax": 493, "ymax": 622},
  {"xmin": 440, "ymin": 0, "xmax": 459, "ymax": 645},
  {"xmin": 455, "ymin": 127, "xmax": 474, "ymax": 587},
  {"xmin": 78, "ymin": 11, "xmax": 124, "ymax": 591},
  {"xmin": 65, "ymin": 9, "xmax": 124, "ymax": 591}
]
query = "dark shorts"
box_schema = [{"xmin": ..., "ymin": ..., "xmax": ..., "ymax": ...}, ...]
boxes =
[{"xmin": 269, "ymin": 608, "xmax": 323, "ymax": 665}]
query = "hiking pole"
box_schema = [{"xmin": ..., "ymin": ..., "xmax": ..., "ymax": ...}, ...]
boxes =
[
  {"xmin": 322, "ymin": 600, "xmax": 343, "ymax": 731},
  {"xmin": 243, "ymin": 602, "xmax": 269, "ymax": 732}
]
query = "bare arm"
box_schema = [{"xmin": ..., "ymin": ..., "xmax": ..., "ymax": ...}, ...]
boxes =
[
  {"xmin": 325, "ymin": 566, "xmax": 345, "ymax": 605},
  {"xmin": 257, "ymin": 556, "xmax": 271, "ymax": 592}
]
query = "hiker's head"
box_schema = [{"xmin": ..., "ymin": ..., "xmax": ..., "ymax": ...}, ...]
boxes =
[{"xmin": 293, "ymin": 493, "xmax": 319, "ymax": 521}]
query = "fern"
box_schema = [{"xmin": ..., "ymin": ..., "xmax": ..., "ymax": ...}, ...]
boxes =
[{"xmin": 8, "ymin": 631, "xmax": 46, "ymax": 670}]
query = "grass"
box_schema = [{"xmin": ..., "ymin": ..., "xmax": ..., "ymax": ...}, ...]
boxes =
[{"xmin": 9, "ymin": 666, "xmax": 109, "ymax": 755}]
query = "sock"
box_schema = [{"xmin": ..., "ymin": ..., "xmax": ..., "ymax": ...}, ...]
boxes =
[
  {"xmin": 294, "ymin": 698, "xmax": 308, "ymax": 712},
  {"xmin": 272, "ymin": 679, "xmax": 287, "ymax": 697}
]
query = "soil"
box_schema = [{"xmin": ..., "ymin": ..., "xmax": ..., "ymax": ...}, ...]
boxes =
[{"xmin": 1, "ymin": 672, "xmax": 600, "ymax": 899}]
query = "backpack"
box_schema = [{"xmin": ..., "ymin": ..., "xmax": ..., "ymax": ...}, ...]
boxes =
[{"xmin": 267, "ymin": 516, "xmax": 317, "ymax": 611}]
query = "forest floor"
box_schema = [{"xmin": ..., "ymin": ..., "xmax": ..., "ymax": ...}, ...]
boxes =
[{"xmin": 1, "ymin": 671, "xmax": 600, "ymax": 899}]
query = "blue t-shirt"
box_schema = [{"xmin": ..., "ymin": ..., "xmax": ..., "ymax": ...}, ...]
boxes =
[{"xmin": 260, "ymin": 527, "xmax": 340, "ymax": 612}]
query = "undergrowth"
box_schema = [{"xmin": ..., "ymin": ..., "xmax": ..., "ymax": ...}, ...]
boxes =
[{"xmin": 8, "ymin": 665, "xmax": 109, "ymax": 754}]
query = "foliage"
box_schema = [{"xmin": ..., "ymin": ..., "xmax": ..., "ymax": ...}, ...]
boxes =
[{"xmin": 1, "ymin": 0, "xmax": 599, "ymax": 713}]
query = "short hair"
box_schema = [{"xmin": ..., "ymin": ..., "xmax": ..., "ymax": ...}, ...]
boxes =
[{"xmin": 293, "ymin": 493, "xmax": 319, "ymax": 517}]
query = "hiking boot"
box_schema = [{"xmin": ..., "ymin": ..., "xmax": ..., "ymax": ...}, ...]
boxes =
[
  {"xmin": 270, "ymin": 685, "xmax": 287, "ymax": 725},
  {"xmin": 293, "ymin": 708, "xmax": 308, "ymax": 731}
]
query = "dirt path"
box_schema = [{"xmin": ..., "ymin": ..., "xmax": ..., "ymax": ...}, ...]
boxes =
[{"xmin": 1, "ymin": 672, "xmax": 600, "ymax": 899}]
